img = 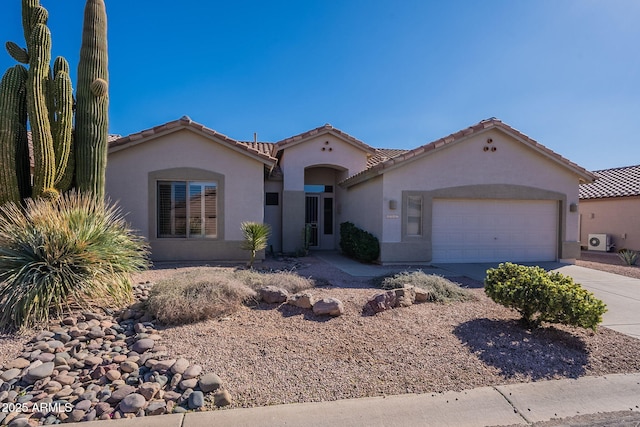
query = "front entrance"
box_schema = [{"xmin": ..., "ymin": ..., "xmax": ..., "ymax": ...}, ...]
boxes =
[{"xmin": 304, "ymin": 188, "xmax": 334, "ymax": 249}]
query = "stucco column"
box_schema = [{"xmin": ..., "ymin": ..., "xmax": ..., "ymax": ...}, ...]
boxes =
[{"xmin": 282, "ymin": 190, "xmax": 306, "ymax": 254}]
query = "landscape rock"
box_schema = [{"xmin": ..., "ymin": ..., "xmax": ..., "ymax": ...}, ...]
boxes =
[
  {"xmin": 119, "ymin": 393, "xmax": 146, "ymax": 413},
  {"xmin": 394, "ymin": 287, "xmax": 416, "ymax": 307},
  {"xmin": 198, "ymin": 373, "xmax": 222, "ymax": 392},
  {"xmin": 367, "ymin": 291, "xmax": 396, "ymax": 313},
  {"xmin": 287, "ymin": 292, "xmax": 316, "ymax": 309},
  {"xmin": 259, "ymin": 286, "xmax": 289, "ymax": 304},
  {"xmin": 312, "ymin": 298, "xmax": 344, "ymax": 316},
  {"xmin": 131, "ymin": 338, "xmax": 155, "ymax": 354},
  {"xmin": 188, "ymin": 390, "xmax": 205, "ymax": 409},
  {"xmin": 414, "ymin": 287, "xmax": 431, "ymax": 302},
  {"xmin": 214, "ymin": 389, "xmax": 232, "ymax": 407}
]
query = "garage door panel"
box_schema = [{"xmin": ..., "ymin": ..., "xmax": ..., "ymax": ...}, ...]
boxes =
[{"xmin": 432, "ymin": 199, "xmax": 558, "ymax": 263}]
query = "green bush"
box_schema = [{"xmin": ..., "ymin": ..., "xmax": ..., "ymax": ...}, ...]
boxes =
[
  {"xmin": 617, "ymin": 249, "xmax": 638, "ymax": 266},
  {"xmin": 339, "ymin": 222, "xmax": 380, "ymax": 263},
  {"xmin": 484, "ymin": 263, "xmax": 607, "ymax": 330},
  {"xmin": 377, "ymin": 271, "xmax": 472, "ymax": 302},
  {"xmin": 0, "ymin": 192, "xmax": 149, "ymax": 331}
]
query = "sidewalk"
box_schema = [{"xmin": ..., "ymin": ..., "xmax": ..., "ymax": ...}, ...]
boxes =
[{"xmin": 63, "ymin": 373, "xmax": 640, "ymax": 427}]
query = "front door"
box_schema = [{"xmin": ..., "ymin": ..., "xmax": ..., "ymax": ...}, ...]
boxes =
[{"xmin": 305, "ymin": 193, "xmax": 334, "ymax": 249}]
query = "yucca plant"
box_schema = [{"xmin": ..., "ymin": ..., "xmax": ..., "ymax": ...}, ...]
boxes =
[
  {"xmin": 240, "ymin": 222, "xmax": 271, "ymax": 268},
  {"xmin": 0, "ymin": 192, "xmax": 149, "ymax": 331},
  {"xmin": 618, "ymin": 249, "xmax": 639, "ymax": 266}
]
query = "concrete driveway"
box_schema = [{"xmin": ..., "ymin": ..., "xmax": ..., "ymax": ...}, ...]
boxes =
[{"xmin": 434, "ymin": 262, "xmax": 640, "ymax": 339}]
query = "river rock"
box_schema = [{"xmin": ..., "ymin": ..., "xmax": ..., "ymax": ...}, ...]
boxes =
[
  {"xmin": 119, "ymin": 393, "xmax": 146, "ymax": 413},
  {"xmin": 198, "ymin": 373, "xmax": 222, "ymax": 392}
]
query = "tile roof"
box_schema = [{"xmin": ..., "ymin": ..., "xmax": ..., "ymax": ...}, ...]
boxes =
[
  {"xmin": 341, "ymin": 118, "xmax": 597, "ymax": 187},
  {"xmin": 274, "ymin": 123, "xmax": 378, "ymax": 155},
  {"xmin": 367, "ymin": 148, "xmax": 409, "ymax": 168},
  {"xmin": 26, "ymin": 132, "xmax": 121, "ymax": 169},
  {"xmin": 579, "ymin": 165, "xmax": 640, "ymax": 199},
  {"xmin": 238, "ymin": 141, "xmax": 276, "ymax": 157},
  {"xmin": 108, "ymin": 116, "xmax": 277, "ymax": 165}
]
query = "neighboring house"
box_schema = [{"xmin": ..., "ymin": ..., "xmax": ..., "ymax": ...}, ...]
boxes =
[
  {"xmin": 106, "ymin": 116, "xmax": 595, "ymax": 263},
  {"xmin": 579, "ymin": 165, "xmax": 640, "ymax": 251}
]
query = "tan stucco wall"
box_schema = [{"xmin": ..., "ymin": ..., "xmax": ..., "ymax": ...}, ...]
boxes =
[
  {"xmin": 579, "ymin": 196, "xmax": 640, "ymax": 251},
  {"xmin": 106, "ymin": 128, "xmax": 265, "ymax": 261},
  {"xmin": 344, "ymin": 128, "xmax": 584, "ymax": 262},
  {"xmin": 280, "ymin": 134, "xmax": 370, "ymax": 253},
  {"xmin": 280, "ymin": 135, "xmax": 369, "ymax": 191}
]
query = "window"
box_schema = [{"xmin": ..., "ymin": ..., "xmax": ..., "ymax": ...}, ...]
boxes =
[
  {"xmin": 407, "ymin": 196, "xmax": 422, "ymax": 236},
  {"xmin": 265, "ymin": 192, "xmax": 279, "ymax": 206},
  {"xmin": 158, "ymin": 181, "xmax": 217, "ymax": 238}
]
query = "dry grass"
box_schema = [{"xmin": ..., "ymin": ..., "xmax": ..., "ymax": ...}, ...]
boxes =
[
  {"xmin": 376, "ymin": 271, "xmax": 474, "ymax": 302},
  {"xmin": 146, "ymin": 267, "xmax": 315, "ymax": 325}
]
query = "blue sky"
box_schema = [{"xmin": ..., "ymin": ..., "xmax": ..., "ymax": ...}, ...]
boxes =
[{"xmin": 1, "ymin": 0, "xmax": 638, "ymax": 171}]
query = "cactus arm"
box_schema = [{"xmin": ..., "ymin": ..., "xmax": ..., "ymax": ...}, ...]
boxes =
[
  {"xmin": 75, "ymin": 0, "xmax": 109, "ymax": 199},
  {"xmin": 21, "ymin": 0, "xmax": 40, "ymax": 49},
  {"xmin": 0, "ymin": 66, "xmax": 28, "ymax": 206},
  {"xmin": 27, "ymin": 21, "xmax": 57, "ymax": 198},
  {"xmin": 51, "ymin": 57, "xmax": 73, "ymax": 186},
  {"xmin": 5, "ymin": 42, "xmax": 30, "ymax": 64}
]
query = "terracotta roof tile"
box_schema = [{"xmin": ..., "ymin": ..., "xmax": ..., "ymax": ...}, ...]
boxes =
[
  {"xmin": 579, "ymin": 165, "xmax": 640, "ymax": 199},
  {"xmin": 341, "ymin": 118, "xmax": 596, "ymax": 187},
  {"xmin": 367, "ymin": 148, "xmax": 409, "ymax": 168},
  {"xmin": 274, "ymin": 123, "xmax": 377, "ymax": 154},
  {"xmin": 108, "ymin": 116, "xmax": 277, "ymax": 165}
]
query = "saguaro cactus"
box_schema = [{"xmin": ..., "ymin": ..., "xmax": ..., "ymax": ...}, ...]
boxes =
[
  {"xmin": 0, "ymin": 0, "xmax": 77, "ymax": 202},
  {"xmin": 75, "ymin": 0, "xmax": 109, "ymax": 199},
  {"xmin": 0, "ymin": 66, "xmax": 28, "ymax": 206},
  {"xmin": 26, "ymin": 6, "xmax": 57, "ymax": 198}
]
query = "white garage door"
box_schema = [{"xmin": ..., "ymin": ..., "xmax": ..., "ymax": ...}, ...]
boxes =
[{"xmin": 432, "ymin": 199, "xmax": 558, "ymax": 263}]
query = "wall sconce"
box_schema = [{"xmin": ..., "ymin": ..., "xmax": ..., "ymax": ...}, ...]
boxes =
[
  {"xmin": 569, "ymin": 203, "xmax": 578, "ymax": 212},
  {"xmin": 389, "ymin": 200, "xmax": 397, "ymax": 210}
]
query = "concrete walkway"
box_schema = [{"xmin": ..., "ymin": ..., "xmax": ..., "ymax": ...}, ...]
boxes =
[{"xmin": 64, "ymin": 373, "xmax": 640, "ymax": 427}]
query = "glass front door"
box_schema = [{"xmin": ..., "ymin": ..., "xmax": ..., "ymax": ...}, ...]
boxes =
[{"xmin": 305, "ymin": 191, "xmax": 334, "ymax": 249}]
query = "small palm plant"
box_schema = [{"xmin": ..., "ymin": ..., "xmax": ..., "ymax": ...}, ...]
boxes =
[{"xmin": 240, "ymin": 222, "xmax": 271, "ymax": 268}]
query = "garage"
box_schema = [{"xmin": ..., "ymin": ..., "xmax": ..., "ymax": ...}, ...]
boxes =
[{"xmin": 431, "ymin": 199, "xmax": 558, "ymax": 263}]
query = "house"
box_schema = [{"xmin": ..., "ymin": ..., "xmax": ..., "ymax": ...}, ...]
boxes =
[
  {"xmin": 106, "ymin": 116, "xmax": 595, "ymax": 263},
  {"xmin": 579, "ymin": 165, "xmax": 640, "ymax": 252}
]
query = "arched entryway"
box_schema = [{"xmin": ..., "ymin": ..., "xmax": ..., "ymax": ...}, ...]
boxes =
[{"xmin": 304, "ymin": 166, "xmax": 346, "ymax": 250}]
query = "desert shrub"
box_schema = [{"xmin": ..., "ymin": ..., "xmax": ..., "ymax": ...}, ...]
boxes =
[
  {"xmin": 0, "ymin": 192, "xmax": 149, "ymax": 331},
  {"xmin": 484, "ymin": 263, "xmax": 607, "ymax": 330},
  {"xmin": 235, "ymin": 269, "xmax": 314, "ymax": 294},
  {"xmin": 617, "ymin": 249, "xmax": 639, "ymax": 266},
  {"xmin": 377, "ymin": 271, "xmax": 472, "ymax": 302},
  {"xmin": 147, "ymin": 269, "xmax": 257, "ymax": 325},
  {"xmin": 147, "ymin": 268, "xmax": 315, "ymax": 324},
  {"xmin": 339, "ymin": 222, "xmax": 380, "ymax": 263}
]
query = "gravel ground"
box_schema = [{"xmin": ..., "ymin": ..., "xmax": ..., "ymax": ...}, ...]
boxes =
[
  {"xmin": 1, "ymin": 252, "xmax": 639, "ymax": 411},
  {"xmin": 134, "ymin": 254, "xmax": 640, "ymax": 409}
]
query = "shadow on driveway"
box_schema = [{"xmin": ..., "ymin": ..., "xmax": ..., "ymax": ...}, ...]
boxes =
[{"xmin": 453, "ymin": 318, "xmax": 588, "ymax": 380}]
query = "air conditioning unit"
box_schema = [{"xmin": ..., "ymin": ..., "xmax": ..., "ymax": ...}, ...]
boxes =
[{"xmin": 588, "ymin": 233, "xmax": 612, "ymax": 251}]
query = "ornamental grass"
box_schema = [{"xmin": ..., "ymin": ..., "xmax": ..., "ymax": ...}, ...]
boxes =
[{"xmin": 0, "ymin": 192, "xmax": 149, "ymax": 331}]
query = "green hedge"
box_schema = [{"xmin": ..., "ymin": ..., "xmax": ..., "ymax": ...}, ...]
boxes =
[
  {"xmin": 484, "ymin": 262, "xmax": 607, "ymax": 330},
  {"xmin": 339, "ymin": 222, "xmax": 380, "ymax": 263}
]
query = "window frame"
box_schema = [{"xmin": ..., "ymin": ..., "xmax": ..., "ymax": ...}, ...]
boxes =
[{"xmin": 157, "ymin": 180, "xmax": 218, "ymax": 239}]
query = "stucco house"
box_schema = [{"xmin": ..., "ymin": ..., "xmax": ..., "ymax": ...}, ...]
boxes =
[
  {"xmin": 106, "ymin": 116, "xmax": 595, "ymax": 263},
  {"xmin": 579, "ymin": 165, "xmax": 640, "ymax": 252}
]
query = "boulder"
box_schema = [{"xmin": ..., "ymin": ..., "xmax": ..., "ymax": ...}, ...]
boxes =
[
  {"xmin": 394, "ymin": 287, "xmax": 416, "ymax": 307},
  {"xmin": 366, "ymin": 291, "xmax": 396, "ymax": 313},
  {"xmin": 414, "ymin": 287, "xmax": 431, "ymax": 302},
  {"xmin": 312, "ymin": 298, "xmax": 344, "ymax": 316},
  {"xmin": 259, "ymin": 286, "xmax": 289, "ymax": 304},
  {"xmin": 287, "ymin": 292, "xmax": 315, "ymax": 309}
]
